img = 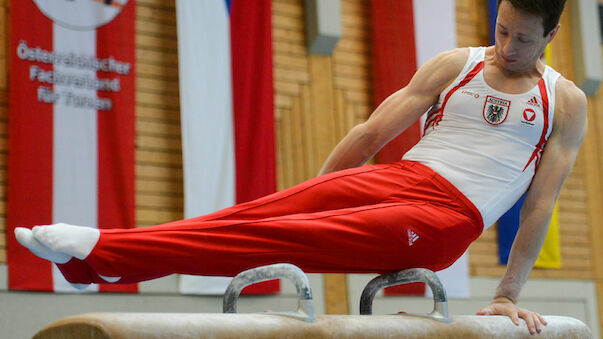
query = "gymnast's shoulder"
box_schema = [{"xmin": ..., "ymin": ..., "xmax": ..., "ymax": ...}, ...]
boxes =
[
  {"xmin": 411, "ymin": 48, "xmax": 469, "ymax": 93},
  {"xmin": 551, "ymin": 76, "xmax": 587, "ymax": 138},
  {"xmin": 555, "ymin": 76, "xmax": 587, "ymax": 117}
]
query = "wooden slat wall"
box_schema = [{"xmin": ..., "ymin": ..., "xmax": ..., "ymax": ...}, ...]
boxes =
[
  {"xmin": 134, "ymin": 0, "xmax": 183, "ymax": 227},
  {"xmin": 273, "ymin": 0, "xmax": 371, "ymax": 191},
  {"xmin": 455, "ymin": 0, "xmax": 490, "ymax": 48}
]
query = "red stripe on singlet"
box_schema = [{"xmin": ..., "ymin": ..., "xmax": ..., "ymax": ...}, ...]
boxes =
[
  {"xmin": 425, "ymin": 61, "xmax": 485, "ymax": 131},
  {"xmin": 522, "ymin": 78, "xmax": 550, "ymax": 172}
]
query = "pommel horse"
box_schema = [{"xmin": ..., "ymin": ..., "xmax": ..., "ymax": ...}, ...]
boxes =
[{"xmin": 33, "ymin": 264, "xmax": 592, "ymax": 339}]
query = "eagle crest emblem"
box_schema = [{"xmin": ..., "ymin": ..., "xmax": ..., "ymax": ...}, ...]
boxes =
[{"xmin": 483, "ymin": 95, "xmax": 510, "ymax": 125}]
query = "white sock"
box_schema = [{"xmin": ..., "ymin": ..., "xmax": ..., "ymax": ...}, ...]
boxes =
[
  {"xmin": 32, "ymin": 223, "xmax": 122, "ymax": 283},
  {"xmin": 32, "ymin": 223, "xmax": 100, "ymax": 260},
  {"xmin": 14, "ymin": 227, "xmax": 72, "ymax": 264}
]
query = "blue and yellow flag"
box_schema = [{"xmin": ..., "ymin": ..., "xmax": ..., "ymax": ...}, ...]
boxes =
[{"xmin": 497, "ymin": 194, "xmax": 562, "ymax": 268}]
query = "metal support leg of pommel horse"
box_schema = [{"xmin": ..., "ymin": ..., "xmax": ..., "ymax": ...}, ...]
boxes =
[
  {"xmin": 33, "ymin": 264, "xmax": 593, "ymax": 339},
  {"xmin": 359, "ymin": 267, "xmax": 449, "ymax": 322},
  {"xmin": 223, "ymin": 263, "xmax": 316, "ymax": 322}
]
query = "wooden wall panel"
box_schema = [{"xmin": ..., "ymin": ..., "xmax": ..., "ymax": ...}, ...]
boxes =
[
  {"xmin": 134, "ymin": 1, "xmax": 183, "ymax": 228},
  {"xmin": 273, "ymin": 0, "xmax": 373, "ymax": 189},
  {"xmin": 455, "ymin": 0, "xmax": 491, "ymax": 48}
]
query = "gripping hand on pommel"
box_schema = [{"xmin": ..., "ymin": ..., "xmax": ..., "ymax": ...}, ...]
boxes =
[{"xmin": 476, "ymin": 298, "xmax": 547, "ymax": 335}]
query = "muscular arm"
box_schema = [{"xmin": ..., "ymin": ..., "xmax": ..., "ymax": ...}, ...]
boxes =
[
  {"xmin": 478, "ymin": 78, "xmax": 588, "ymax": 333},
  {"xmin": 317, "ymin": 48, "xmax": 469, "ymax": 175}
]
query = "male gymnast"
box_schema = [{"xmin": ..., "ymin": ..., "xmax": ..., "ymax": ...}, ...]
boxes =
[{"xmin": 15, "ymin": 0, "xmax": 586, "ymax": 335}]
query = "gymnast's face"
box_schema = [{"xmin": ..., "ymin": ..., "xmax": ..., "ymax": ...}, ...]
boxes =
[{"xmin": 494, "ymin": 0, "xmax": 558, "ymax": 73}]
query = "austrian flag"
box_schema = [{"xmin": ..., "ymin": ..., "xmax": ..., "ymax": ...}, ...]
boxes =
[{"xmin": 7, "ymin": 0, "xmax": 136, "ymax": 293}]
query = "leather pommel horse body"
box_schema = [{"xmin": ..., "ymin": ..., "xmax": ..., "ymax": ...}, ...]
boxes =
[
  {"xmin": 33, "ymin": 313, "xmax": 592, "ymax": 339},
  {"xmin": 33, "ymin": 264, "xmax": 592, "ymax": 339}
]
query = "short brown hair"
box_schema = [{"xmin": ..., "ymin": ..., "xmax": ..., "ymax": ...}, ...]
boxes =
[{"xmin": 497, "ymin": 0, "xmax": 567, "ymax": 36}]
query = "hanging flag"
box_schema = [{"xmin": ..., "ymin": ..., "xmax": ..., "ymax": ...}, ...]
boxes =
[
  {"xmin": 497, "ymin": 196, "xmax": 562, "ymax": 269},
  {"xmin": 370, "ymin": 0, "xmax": 419, "ymax": 165},
  {"xmin": 487, "ymin": 0, "xmax": 498, "ymax": 45},
  {"xmin": 7, "ymin": 0, "xmax": 136, "ymax": 293},
  {"xmin": 370, "ymin": 0, "xmax": 469, "ymax": 298},
  {"xmin": 497, "ymin": 194, "xmax": 526, "ymax": 265},
  {"xmin": 177, "ymin": 0, "xmax": 277, "ymax": 295},
  {"xmin": 534, "ymin": 206, "xmax": 562, "ymax": 268}
]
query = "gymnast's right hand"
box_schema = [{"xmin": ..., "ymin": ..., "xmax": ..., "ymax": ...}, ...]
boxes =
[{"xmin": 476, "ymin": 297, "xmax": 547, "ymax": 335}]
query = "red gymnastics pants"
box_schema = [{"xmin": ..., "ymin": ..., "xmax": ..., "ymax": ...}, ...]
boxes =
[{"xmin": 56, "ymin": 160, "xmax": 484, "ymax": 284}]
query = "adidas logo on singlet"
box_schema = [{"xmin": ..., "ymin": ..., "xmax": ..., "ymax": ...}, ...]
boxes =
[
  {"xmin": 527, "ymin": 96, "xmax": 540, "ymax": 108},
  {"xmin": 408, "ymin": 229, "xmax": 419, "ymax": 246}
]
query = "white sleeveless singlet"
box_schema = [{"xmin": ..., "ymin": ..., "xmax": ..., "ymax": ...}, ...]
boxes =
[{"xmin": 403, "ymin": 47, "xmax": 561, "ymax": 228}]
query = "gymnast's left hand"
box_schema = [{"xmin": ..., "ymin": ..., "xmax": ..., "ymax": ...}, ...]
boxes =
[{"xmin": 476, "ymin": 298, "xmax": 547, "ymax": 335}]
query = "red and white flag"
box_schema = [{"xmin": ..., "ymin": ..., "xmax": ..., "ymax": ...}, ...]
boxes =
[
  {"xmin": 176, "ymin": 0, "xmax": 278, "ymax": 295},
  {"xmin": 371, "ymin": 0, "xmax": 469, "ymax": 298},
  {"xmin": 7, "ymin": 0, "xmax": 136, "ymax": 293}
]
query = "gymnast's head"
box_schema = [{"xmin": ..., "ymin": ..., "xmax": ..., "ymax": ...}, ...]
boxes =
[{"xmin": 494, "ymin": 0, "xmax": 566, "ymax": 72}]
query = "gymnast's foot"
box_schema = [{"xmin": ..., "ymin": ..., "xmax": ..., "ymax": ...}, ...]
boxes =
[
  {"xmin": 31, "ymin": 223, "xmax": 121, "ymax": 283},
  {"xmin": 31, "ymin": 223, "xmax": 100, "ymax": 260},
  {"xmin": 14, "ymin": 227, "xmax": 72, "ymax": 264},
  {"xmin": 16, "ymin": 224, "xmax": 121, "ymax": 284}
]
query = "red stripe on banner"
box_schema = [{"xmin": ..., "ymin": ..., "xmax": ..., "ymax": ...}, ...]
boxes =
[
  {"xmin": 230, "ymin": 0, "xmax": 276, "ymax": 203},
  {"xmin": 370, "ymin": 0, "xmax": 421, "ymax": 164},
  {"xmin": 7, "ymin": 0, "xmax": 55, "ymax": 291},
  {"xmin": 7, "ymin": 0, "xmax": 53, "ymax": 291},
  {"xmin": 230, "ymin": 0, "xmax": 278, "ymax": 294},
  {"xmin": 370, "ymin": 0, "xmax": 424, "ymax": 296},
  {"xmin": 96, "ymin": 1, "xmax": 137, "ymax": 293}
]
